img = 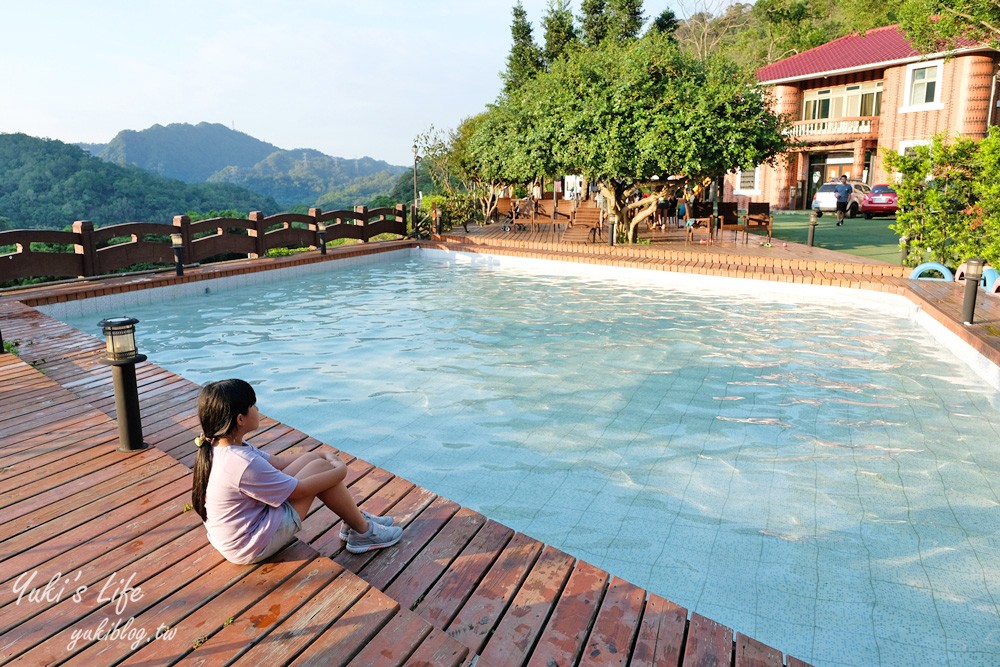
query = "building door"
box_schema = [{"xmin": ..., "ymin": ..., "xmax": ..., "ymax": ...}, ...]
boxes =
[{"xmin": 806, "ymin": 153, "xmax": 826, "ymax": 207}]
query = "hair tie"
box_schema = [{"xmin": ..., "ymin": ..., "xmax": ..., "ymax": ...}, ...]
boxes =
[{"xmin": 195, "ymin": 435, "xmax": 214, "ymax": 448}]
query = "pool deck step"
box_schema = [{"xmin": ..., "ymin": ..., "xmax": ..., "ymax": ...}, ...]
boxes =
[{"xmin": 0, "ymin": 303, "xmax": 812, "ymax": 665}]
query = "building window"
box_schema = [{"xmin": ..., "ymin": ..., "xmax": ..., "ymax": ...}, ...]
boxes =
[
  {"xmin": 901, "ymin": 60, "xmax": 944, "ymax": 112},
  {"xmin": 734, "ymin": 167, "xmax": 760, "ymax": 195},
  {"xmin": 860, "ymin": 88, "xmax": 882, "ymax": 116},
  {"xmin": 898, "ymin": 139, "xmax": 932, "ymax": 156}
]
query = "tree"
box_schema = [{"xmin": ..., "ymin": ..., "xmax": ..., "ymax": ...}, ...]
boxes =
[
  {"xmin": 471, "ymin": 33, "xmax": 788, "ymax": 240},
  {"xmin": 673, "ymin": 1, "xmax": 754, "ymax": 61},
  {"xmin": 606, "ymin": 0, "xmax": 646, "ymax": 42},
  {"xmin": 415, "ymin": 115, "xmax": 509, "ymax": 226},
  {"xmin": 647, "ymin": 8, "xmax": 680, "ymax": 38},
  {"xmin": 886, "ymin": 131, "xmax": 1000, "ymax": 267},
  {"xmin": 542, "ymin": 0, "xmax": 579, "ymax": 66},
  {"xmin": 502, "ymin": 1, "xmax": 545, "ymax": 95},
  {"xmin": 579, "ymin": 0, "xmax": 610, "ymax": 46},
  {"xmin": 897, "ymin": 0, "xmax": 999, "ymax": 51}
]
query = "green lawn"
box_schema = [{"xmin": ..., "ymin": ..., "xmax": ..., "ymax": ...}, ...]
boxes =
[{"xmin": 769, "ymin": 211, "xmax": 904, "ymax": 265}]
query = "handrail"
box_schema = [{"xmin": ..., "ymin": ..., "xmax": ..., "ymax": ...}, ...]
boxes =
[
  {"xmin": 787, "ymin": 116, "xmax": 880, "ymax": 138},
  {"xmin": 0, "ymin": 204, "xmax": 407, "ymax": 283}
]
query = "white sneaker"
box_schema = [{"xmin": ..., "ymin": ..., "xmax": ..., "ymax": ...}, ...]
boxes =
[
  {"xmin": 339, "ymin": 510, "xmax": 394, "ymax": 541},
  {"xmin": 345, "ymin": 520, "xmax": 403, "ymax": 554}
]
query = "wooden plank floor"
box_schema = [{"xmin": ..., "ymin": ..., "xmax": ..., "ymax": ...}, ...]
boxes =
[
  {"xmin": 0, "ymin": 299, "xmax": 814, "ymax": 665},
  {"xmin": 0, "ymin": 353, "xmax": 468, "ymax": 667}
]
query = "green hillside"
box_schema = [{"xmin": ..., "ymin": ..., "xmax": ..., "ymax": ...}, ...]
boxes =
[
  {"xmin": 99, "ymin": 122, "xmax": 279, "ymax": 183},
  {"xmin": 95, "ymin": 122, "xmax": 406, "ymax": 208},
  {"xmin": 0, "ymin": 133, "xmax": 280, "ymax": 231},
  {"xmin": 210, "ymin": 148, "xmax": 406, "ymax": 208}
]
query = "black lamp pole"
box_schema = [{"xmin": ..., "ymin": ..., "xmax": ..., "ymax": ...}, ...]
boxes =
[
  {"xmin": 412, "ymin": 144, "xmax": 420, "ymax": 237},
  {"xmin": 98, "ymin": 317, "xmax": 149, "ymax": 452},
  {"xmin": 170, "ymin": 233, "xmax": 184, "ymax": 276},
  {"xmin": 961, "ymin": 258, "xmax": 985, "ymax": 325}
]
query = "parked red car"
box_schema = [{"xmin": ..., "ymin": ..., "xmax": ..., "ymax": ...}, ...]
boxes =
[{"xmin": 861, "ymin": 184, "xmax": 899, "ymax": 219}]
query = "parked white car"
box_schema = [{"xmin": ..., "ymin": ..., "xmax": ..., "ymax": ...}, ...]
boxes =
[{"xmin": 812, "ymin": 180, "xmax": 870, "ymax": 218}]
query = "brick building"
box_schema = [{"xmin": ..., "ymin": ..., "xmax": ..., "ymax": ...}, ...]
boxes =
[{"xmin": 723, "ymin": 25, "xmax": 1000, "ymax": 210}]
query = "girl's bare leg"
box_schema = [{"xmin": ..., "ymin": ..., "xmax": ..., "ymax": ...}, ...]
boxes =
[{"xmin": 287, "ymin": 458, "xmax": 367, "ymax": 532}]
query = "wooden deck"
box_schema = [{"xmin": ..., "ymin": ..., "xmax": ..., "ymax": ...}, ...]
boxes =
[{"xmin": 3, "ymin": 235, "xmax": 1000, "ymax": 666}]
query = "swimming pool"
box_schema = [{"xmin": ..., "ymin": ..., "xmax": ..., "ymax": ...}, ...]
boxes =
[{"xmin": 57, "ymin": 249, "xmax": 1000, "ymax": 667}]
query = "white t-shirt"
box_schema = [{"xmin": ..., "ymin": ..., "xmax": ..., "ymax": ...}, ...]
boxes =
[{"xmin": 204, "ymin": 443, "xmax": 298, "ymax": 564}]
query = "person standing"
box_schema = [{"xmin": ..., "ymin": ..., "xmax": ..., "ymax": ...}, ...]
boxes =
[{"xmin": 834, "ymin": 175, "xmax": 853, "ymax": 226}]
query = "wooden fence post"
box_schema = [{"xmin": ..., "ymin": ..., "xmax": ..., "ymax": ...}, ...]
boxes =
[
  {"xmin": 72, "ymin": 220, "xmax": 96, "ymax": 277},
  {"xmin": 248, "ymin": 211, "xmax": 266, "ymax": 258},
  {"xmin": 308, "ymin": 208, "xmax": 322, "ymax": 249},
  {"xmin": 355, "ymin": 206, "xmax": 369, "ymax": 242}
]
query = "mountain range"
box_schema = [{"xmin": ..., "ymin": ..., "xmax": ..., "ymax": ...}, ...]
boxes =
[
  {"xmin": 81, "ymin": 122, "xmax": 407, "ymax": 209},
  {"xmin": 0, "ymin": 133, "xmax": 280, "ymax": 231}
]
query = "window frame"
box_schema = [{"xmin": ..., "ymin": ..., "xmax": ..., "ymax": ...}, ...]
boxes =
[
  {"xmin": 900, "ymin": 60, "xmax": 945, "ymax": 113},
  {"xmin": 734, "ymin": 167, "xmax": 760, "ymax": 196}
]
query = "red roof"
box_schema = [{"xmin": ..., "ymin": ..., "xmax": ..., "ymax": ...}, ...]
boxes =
[{"xmin": 757, "ymin": 24, "xmax": 982, "ymax": 82}]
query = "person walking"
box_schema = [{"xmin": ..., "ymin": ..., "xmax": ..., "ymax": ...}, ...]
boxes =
[{"xmin": 834, "ymin": 175, "xmax": 853, "ymax": 226}]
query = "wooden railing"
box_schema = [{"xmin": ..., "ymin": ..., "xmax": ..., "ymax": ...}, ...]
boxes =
[
  {"xmin": 0, "ymin": 205, "xmax": 407, "ymax": 283},
  {"xmin": 787, "ymin": 116, "xmax": 880, "ymax": 139}
]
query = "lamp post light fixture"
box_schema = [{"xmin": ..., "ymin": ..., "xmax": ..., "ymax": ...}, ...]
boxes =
[
  {"xmin": 170, "ymin": 233, "xmax": 184, "ymax": 277},
  {"xmin": 98, "ymin": 317, "xmax": 149, "ymax": 452},
  {"xmin": 961, "ymin": 258, "xmax": 986, "ymax": 325},
  {"xmin": 317, "ymin": 222, "xmax": 327, "ymax": 255}
]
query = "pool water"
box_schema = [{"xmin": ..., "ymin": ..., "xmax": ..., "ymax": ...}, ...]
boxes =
[{"xmin": 61, "ymin": 250, "xmax": 1000, "ymax": 667}]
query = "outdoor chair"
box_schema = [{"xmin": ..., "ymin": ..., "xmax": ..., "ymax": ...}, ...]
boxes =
[
  {"xmin": 715, "ymin": 202, "xmax": 741, "ymax": 243},
  {"xmin": 742, "ymin": 202, "xmax": 773, "ymax": 244},
  {"xmin": 685, "ymin": 201, "xmax": 714, "ymax": 244}
]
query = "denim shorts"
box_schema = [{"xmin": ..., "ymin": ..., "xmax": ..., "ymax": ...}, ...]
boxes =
[{"xmin": 251, "ymin": 501, "xmax": 303, "ymax": 563}]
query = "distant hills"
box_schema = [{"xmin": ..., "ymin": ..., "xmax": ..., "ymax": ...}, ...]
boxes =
[
  {"xmin": 93, "ymin": 122, "xmax": 280, "ymax": 182},
  {"xmin": 0, "ymin": 133, "xmax": 279, "ymax": 231},
  {"xmin": 81, "ymin": 122, "xmax": 408, "ymax": 209}
]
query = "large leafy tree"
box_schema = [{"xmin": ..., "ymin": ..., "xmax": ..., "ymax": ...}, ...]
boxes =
[
  {"xmin": 502, "ymin": 1, "xmax": 545, "ymax": 95},
  {"xmin": 471, "ymin": 33, "xmax": 788, "ymax": 240}
]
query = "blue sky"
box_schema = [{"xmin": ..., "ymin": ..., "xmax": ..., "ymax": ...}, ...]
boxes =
[{"xmin": 0, "ymin": 1, "xmax": 582, "ymax": 166}]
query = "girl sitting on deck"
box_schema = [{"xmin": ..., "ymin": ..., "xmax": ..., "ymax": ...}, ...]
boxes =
[{"xmin": 191, "ymin": 379, "xmax": 402, "ymax": 564}]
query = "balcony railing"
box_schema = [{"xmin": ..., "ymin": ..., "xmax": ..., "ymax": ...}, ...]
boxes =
[{"xmin": 787, "ymin": 116, "xmax": 880, "ymax": 138}]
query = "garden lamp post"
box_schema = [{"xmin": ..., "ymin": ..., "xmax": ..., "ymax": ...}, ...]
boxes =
[
  {"xmin": 170, "ymin": 233, "xmax": 184, "ymax": 277},
  {"xmin": 317, "ymin": 222, "xmax": 327, "ymax": 255},
  {"xmin": 807, "ymin": 210, "xmax": 818, "ymax": 247},
  {"xmin": 412, "ymin": 144, "xmax": 421, "ymax": 237},
  {"xmin": 961, "ymin": 258, "xmax": 985, "ymax": 325},
  {"xmin": 98, "ymin": 317, "xmax": 148, "ymax": 452}
]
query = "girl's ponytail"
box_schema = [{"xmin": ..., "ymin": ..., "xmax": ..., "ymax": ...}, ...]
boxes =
[{"xmin": 192, "ymin": 437, "xmax": 214, "ymax": 521}]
